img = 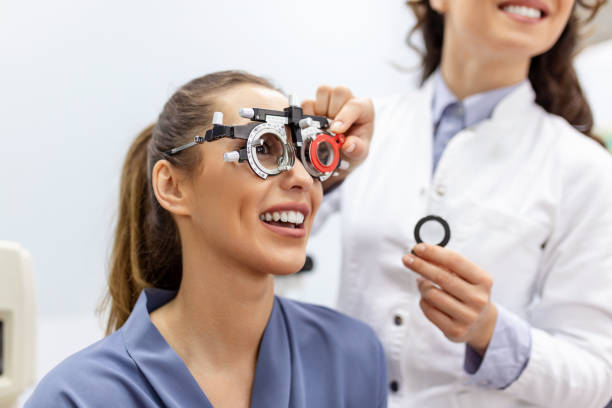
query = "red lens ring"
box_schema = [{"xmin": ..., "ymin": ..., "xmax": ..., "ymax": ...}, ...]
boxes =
[{"xmin": 309, "ymin": 133, "xmax": 340, "ymax": 173}]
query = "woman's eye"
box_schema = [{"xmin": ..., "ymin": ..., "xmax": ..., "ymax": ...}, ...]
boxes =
[{"xmin": 257, "ymin": 143, "xmax": 271, "ymax": 154}]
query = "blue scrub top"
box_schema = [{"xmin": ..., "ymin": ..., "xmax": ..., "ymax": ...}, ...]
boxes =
[{"xmin": 26, "ymin": 289, "xmax": 387, "ymax": 408}]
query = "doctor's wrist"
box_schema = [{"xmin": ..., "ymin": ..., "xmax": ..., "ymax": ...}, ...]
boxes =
[{"xmin": 467, "ymin": 303, "xmax": 498, "ymax": 355}]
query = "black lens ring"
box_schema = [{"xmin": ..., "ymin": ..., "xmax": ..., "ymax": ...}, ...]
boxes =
[{"xmin": 414, "ymin": 215, "xmax": 451, "ymax": 247}]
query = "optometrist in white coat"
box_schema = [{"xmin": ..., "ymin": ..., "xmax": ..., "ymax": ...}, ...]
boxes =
[{"xmin": 303, "ymin": 0, "xmax": 612, "ymax": 407}]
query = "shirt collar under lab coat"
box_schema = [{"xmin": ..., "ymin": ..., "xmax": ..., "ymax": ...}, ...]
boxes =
[
  {"xmin": 431, "ymin": 70, "xmax": 528, "ymax": 130},
  {"xmin": 120, "ymin": 288, "xmax": 297, "ymax": 408}
]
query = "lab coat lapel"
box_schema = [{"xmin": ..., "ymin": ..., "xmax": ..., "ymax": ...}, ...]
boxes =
[{"xmin": 470, "ymin": 81, "xmax": 538, "ymax": 159}]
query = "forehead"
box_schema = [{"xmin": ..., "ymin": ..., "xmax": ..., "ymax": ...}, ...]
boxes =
[{"xmin": 217, "ymin": 85, "xmax": 288, "ymax": 126}]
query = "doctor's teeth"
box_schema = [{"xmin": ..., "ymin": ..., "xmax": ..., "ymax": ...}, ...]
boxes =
[
  {"xmin": 503, "ymin": 5, "xmax": 542, "ymax": 18},
  {"xmin": 296, "ymin": 212, "xmax": 305, "ymax": 224},
  {"xmin": 273, "ymin": 212, "xmax": 281, "ymax": 222},
  {"xmin": 265, "ymin": 213, "xmax": 272, "ymax": 222},
  {"xmin": 280, "ymin": 212, "xmax": 288, "ymax": 222}
]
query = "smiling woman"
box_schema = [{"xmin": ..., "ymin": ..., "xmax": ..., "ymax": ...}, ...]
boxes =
[{"xmin": 24, "ymin": 71, "xmax": 387, "ymax": 408}]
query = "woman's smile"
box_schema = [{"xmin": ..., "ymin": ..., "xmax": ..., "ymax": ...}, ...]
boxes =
[{"xmin": 259, "ymin": 202, "xmax": 310, "ymax": 238}]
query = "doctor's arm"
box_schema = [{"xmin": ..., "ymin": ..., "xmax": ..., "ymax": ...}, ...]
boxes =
[
  {"xmin": 497, "ymin": 158, "xmax": 612, "ymax": 407},
  {"xmin": 404, "ymin": 156, "xmax": 612, "ymax": 407}
]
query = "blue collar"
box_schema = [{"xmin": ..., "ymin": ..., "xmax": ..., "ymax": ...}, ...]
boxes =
[
  {"xmin": 120, "ymin": 288, "xmax": 294, "ymax": 408},
  {"xmin": 431, "ymin": 70, "xmax": 526, "ymax": 129}
]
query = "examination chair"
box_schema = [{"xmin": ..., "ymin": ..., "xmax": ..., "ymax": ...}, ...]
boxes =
[{"xmin": 0, "ymin": 242, "xmax": 36, "ymax": 408}]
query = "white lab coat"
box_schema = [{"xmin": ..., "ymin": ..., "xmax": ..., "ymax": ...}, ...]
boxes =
[{"xmin": 315, "ymin": 79, "xmax": 612, "ymax": 407}]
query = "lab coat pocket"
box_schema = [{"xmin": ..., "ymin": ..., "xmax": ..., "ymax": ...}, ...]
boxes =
[{"xmin": 459, "ymin": 203, "xmax": 550, "ymax": 312}]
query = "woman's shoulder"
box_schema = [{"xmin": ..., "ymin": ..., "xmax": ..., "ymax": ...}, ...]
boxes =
[
  {"xmin": 276, "ymin": 297, "xmax": 388, "ymax": 407},
  {"xmin": 25, "ymin": 330, "xmax": 159, "ymax": 407},
  {"xmin": 276, "ymin": 296, "xmax": 384, "ymax": 355}
]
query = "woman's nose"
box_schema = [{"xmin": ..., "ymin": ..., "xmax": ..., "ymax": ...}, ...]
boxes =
[{"xmin": 280, "ymin": 159, "xmax": 315, "ymax": 192}]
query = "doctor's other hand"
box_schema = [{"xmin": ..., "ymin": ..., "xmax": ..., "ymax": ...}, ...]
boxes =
[
  {"xmin": 302, "ymin": 85, "xmax": 374, "ymax": 192},
  {"xmin": 402, "ymin": 243, "xmax": 498, "ymax": 355}
]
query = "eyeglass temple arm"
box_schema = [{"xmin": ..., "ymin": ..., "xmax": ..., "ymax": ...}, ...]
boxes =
[{"xmin": 165, "ymin": 136, "xmax": 204, "ymax": 155}]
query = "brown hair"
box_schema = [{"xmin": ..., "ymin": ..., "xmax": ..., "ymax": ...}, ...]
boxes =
[
  {"xmin": 406, "ymin": 0, "xmax": 608, "ymax": 143},
  {"xmin": 102, "ymin": 71, "xmax": 278, "ymax": 334}
]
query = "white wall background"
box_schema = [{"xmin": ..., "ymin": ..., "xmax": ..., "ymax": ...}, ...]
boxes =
[{"xmin": 0, "ymin": 0, "xmax": 610, "ymax": 404}]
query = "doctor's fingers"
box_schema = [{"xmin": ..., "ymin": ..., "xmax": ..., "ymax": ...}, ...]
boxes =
[
  {"xmin": 314, "ymin": 85, "xmax": 353, "ymax": 118},
  {"xmin": 412, "ymin": 243, "xmax": 492, "ymax": 288},
  {"xmin": 334, "ymin": 99, "xmax": 374, "ymax": 160},
  {"xmin": 418, "ymin": 298, "xmax": 465, "ymax": 342},
  {"xmin": 417, "ymin": 279, "xmax": 480, "ymax": 326},
  {"xmin": 331, "ymin": 97, "xmax": 374, "ymax": 132},
  {"xmin": 403, "ymin": 254, "xmax": 474, "ymax": 303},
  {"xmin": 301, "ymin": 85, "xmax": 351, "ymax": 116},
  {"xmin": 303, "ymin": 96, "xmax": 374, "ymax": 161},
  {"xmin": 301, "ymin": 99, "xmax": 316, "ymax": 115}
]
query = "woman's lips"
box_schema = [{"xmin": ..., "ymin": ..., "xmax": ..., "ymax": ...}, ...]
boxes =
[{"xmin": 261, "ymin": 221, "xmax": 307, "ymax": 238}]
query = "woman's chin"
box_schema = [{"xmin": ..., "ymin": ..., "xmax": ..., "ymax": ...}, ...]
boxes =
[{"xmin": 262, "ymin": 255, "xmax": 307, "ymax": 277}]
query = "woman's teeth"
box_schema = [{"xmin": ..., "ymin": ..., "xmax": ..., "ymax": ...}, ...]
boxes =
[
  {"xmin": 260, "ymin": 211, "xmax": 305, "ymax": 226},
  {"xmin": 503, "ymin": 5, "xmax": 542, "ymax": 19}
]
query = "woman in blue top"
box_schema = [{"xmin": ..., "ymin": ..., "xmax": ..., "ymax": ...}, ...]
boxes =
[{"xmin": 26, "ymin": 71, "xmax": 387, "ymax": 408}]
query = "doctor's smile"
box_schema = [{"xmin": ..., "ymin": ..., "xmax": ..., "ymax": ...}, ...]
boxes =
[{"xmin": 498, "ymin": 0, "xmax": 550, "ymax": 22}]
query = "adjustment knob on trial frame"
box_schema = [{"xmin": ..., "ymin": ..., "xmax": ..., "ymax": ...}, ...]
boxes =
[{"xmin": 224, "ymin": 151, "xmax": 241, "ymax": 162}]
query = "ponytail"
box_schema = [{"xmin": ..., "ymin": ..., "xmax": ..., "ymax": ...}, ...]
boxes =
[{"xmin": 103, "ymin": 124, "xmax": 181, "ymax": 334}]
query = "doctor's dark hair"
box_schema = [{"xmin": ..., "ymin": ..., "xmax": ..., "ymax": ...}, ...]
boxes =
[
  {"xmin": 406, "ymin": 0, "xmax": 607, "ymax": 143},
  {"xmin": 102, "ymin": 70, "xmax": 278, "ymax": 334}
]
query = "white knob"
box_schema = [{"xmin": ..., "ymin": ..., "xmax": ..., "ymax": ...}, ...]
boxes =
[
  {"xmin": 239, "ymin": 108, "xmax": 254, "ymax": 119},
  {"xmin": 299, "ymin": 117, "xmax": 315, "ymax": 129},
  {"xmin": 289, "ymin": 95, "xmax": 297, "ymax": 106},
  {"xmin": 212, "ymin": 112, "xmax": 224, "ymax": 125},
  {"xmin": 224, "ymin": 151, "xmax": 240, "ymax": 162}
]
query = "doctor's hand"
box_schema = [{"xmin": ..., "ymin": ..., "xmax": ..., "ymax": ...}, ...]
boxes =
[
  {"xmin": 302, "ymin": 86, "xmax": 374, "ymax": 192},
  {"xmin": 402, "ymin": 243, "xmax": 498, "ymax": 355}
]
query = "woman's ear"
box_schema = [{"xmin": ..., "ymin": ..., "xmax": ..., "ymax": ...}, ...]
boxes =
[
  {"xmin": 429, "ymin": 0, "xmax": 448, "ymax": 14},
  {"xmin": 152, "ymin": 160, "xmax": 191, "ymax": 216}
]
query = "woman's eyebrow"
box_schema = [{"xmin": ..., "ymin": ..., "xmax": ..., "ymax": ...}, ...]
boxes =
[{"xmin": 229, "ymin": 139, "xmax": 246, "ymax": 148}]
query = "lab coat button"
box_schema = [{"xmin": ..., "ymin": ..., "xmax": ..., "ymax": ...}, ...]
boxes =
[
  {"xmin": 436, "ymin": 185, "xmax": 446, "ymax": 196},
  {"xmin": 394, "ymin": 315, "xmax": 403, "ymax": 326},
  {"xmin": 390, "ymin": 380, "xmax": 400, "ymax": 393}
]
